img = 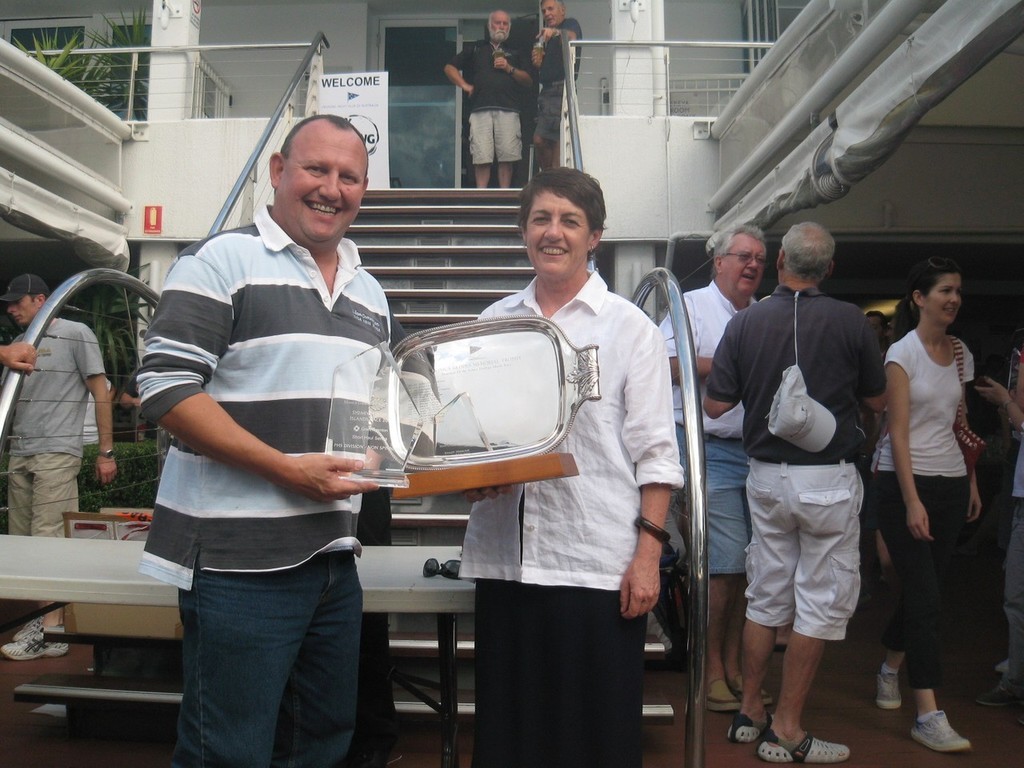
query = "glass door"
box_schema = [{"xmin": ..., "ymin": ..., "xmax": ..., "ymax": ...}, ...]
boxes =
[{"xmin": 379, "ymin": 21, "xmax": 458, "ymax": 188}]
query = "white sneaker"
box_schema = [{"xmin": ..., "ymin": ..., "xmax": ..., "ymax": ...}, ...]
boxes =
[
  {"xmin": 911, "ymin": 711, "xmax": 971, "ymax": 753},
  {"xmin": 1, "ymin": 635, "xmax": 69, "ymax": 661},
  {"xmin": 11, "ymin": 617, "xmax": 44, "ymax": 643},
  {"xmin": 875, "ymin": 672, "xmax": 901, "ymax": 710}
]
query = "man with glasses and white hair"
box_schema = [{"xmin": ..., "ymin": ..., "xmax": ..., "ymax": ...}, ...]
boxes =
[
  {"xmin": 664, "ymin": 225, "xmax": 768, "ymax": 713},
  {"xmin": 705, "ymin": 222, "xmax": 887, "ymax": 764},
  {"xmin": 444, "ymin": 10, "xmax": 533, "ymax": 188}
]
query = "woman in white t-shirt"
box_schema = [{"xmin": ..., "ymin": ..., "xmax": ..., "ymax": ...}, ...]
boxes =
[{"xmin": 872, "ymin": 257, "xmax": 982, "ymax": 753}]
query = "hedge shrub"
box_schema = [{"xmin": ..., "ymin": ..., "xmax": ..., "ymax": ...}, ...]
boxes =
[{"xmin": 0, "ymin": 440, "xmax": 159, "ymax": 534}]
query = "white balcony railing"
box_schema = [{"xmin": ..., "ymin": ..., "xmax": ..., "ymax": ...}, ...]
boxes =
[
  {"xmin": 27, "ymin": 41, "xmax": 320, "ymax": 122},
  {"xmin": 570, "ymin": 40, "xmax": 773, "ymax": 119}
]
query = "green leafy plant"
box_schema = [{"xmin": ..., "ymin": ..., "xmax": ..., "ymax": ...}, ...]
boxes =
[
  {"xmin": 0, "ymin": 440, "xmax": 160, "ymax": 534},
  {"xmin": 15, "ymin": 10, "xmax": 151, "ymax": 120},
  {"xmin": 72, "ymin": 283, "xmax": 143, "ymax": 392},
  {"xmin": 82, "ymin": 10, "xmax": 152, "ymax": 120},
  {"xmin": 15, "ymin": 28, "xmax": 88, "ymax": 83}
]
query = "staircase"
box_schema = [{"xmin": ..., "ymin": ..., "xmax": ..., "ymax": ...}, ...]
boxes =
[{"xmin": 353, "ymin": 188, "xmax": 531, "ymax": 332}]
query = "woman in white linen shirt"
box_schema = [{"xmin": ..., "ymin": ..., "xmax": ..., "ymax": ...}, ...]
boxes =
[
  {"xmin": 873, "ymin": 257, "xmax": 982, "ymax": 753},
  {"xmin": 460, "ymin": 168, "xmax": 684, "ymax": 768}
]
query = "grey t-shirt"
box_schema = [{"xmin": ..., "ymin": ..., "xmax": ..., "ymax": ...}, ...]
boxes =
[{"xmin": 10, "ymin": 318, "xmax": 105, "ymax": 457}]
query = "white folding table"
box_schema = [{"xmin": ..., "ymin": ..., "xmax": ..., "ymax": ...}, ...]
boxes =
[{"xmin": 0, "ymin": 537, "xmax": 472, "ymax": 768}]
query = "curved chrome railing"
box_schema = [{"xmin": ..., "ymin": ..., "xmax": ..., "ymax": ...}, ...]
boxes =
[{"xmin": 632, "ymin": 267, "xmax": 708, "ymax": 768}]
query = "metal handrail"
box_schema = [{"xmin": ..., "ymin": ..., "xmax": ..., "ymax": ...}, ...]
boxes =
[
  {"xmin": 0, "ymin": 269, "xmax": 160, "ymax": 453},
  {"xmin": 632, "ymin": 267, "xmax": 708, "ymax": 768},
  {"xmin": 557, "ymin": 34, "xmax": 584, "ymax": 171},
  {"xmin": 55, "ymin": 42, "xmax": 327, "ymax": 56},
  {"xmin": 570, "ymin": 39, "xmax": 774, "ymax": 50},
  {"xmin": 207, "ymin": 31, "xmax": 329, "ymax": 236}
]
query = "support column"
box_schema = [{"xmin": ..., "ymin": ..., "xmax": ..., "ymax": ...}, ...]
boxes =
[
  {"xmin": 609, "ymin": 0, "xmax": 666, "ymax": 116},
  {"xmin": 147, "ymin": 0, "xmax": 202, "ymax": 122},
  {"xmin": 137, "ymin": 241, "xmax": 180, "ymax": 295}
]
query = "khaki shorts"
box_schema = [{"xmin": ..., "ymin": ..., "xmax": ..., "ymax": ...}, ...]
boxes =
[
  {"xmin": 7, "ymin": 453, "xmax": 82, "ymax": 537},
  {"xmin": 469, "ymin": 110, "xmax": 522, "ymax": 165}
]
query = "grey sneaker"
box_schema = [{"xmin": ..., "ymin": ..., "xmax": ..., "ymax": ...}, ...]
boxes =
[
  {"xmin": 911, "ymin": 711, "xmax": 971, "ymax": 753},
  {"xmin": 1, "ymin": 635, "xmax": 69, "ymax": 661},
  {"xmin": 875, "ymin": 672, "xmax": 901, "ymax": 710},
  {"xmin": 976, "ymin": 684, "xmax": 1024, "ymax": 707},
  {"xmin": 11, "ymin": 616, "xmax": 44, "ymax": 643}
]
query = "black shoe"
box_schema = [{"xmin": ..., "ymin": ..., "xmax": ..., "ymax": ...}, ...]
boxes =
[{"xmin": 346, "ymin": 746, "xmax": 389, "ymax": 768}]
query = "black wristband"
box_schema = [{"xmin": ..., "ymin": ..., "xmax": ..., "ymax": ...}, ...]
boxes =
[{"xmin": 635, "ymin": 516, "xmax": 671, "ymax": 543}]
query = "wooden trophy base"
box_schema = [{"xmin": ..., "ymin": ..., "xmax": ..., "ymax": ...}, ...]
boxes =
[{"xmin": 391, "ymin": 453, "xmax": 578, "ymax": 500}]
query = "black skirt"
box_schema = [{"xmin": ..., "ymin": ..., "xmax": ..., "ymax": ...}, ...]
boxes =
[{"xmin": 471, "ymin": 578, "xmax": 647, "ymax": 768}]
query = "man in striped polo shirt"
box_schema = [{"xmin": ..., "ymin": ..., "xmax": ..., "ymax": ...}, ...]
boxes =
[{"xmin": 137, "ymin": 115, "xmax": 390, "ymax": 767}]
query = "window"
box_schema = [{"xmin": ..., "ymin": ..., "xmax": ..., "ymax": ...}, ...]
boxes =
[{"xmin": 4, "ymin": 18, "xmax": 90, "ymax": 50}]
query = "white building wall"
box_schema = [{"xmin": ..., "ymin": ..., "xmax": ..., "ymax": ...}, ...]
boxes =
[
  {"xmin": 581, "ymin": 115, "xmax": 719, "ymax": 238},
  {"xmin": 121, "ymin": 119, "xmax": 267, "ymax": 240}
]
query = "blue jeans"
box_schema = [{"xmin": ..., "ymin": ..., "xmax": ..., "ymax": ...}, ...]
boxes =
[{"xmin": 173, "ymin": 551, "xmax": 362, "ymax": 768}]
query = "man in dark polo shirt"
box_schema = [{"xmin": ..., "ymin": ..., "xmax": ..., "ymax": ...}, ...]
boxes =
[
  {"xmin": 705, "ymin": 222, "xmax": 887, "ymax": 764},
  {"xmin": 444, "ymin": 10, "xmax": 533, "ymax": 188}
]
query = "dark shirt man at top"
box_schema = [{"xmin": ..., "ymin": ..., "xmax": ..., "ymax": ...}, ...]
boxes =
[
  {"xmin": 444, "ymin": 10, "xmax": 533, "ymax": 189},
  {"xmin": 531, "ymin": 0, "xmax": 582, "ymax": 170},
  {"xmin": 705, "ymin": 222, "xmax": 886, "ymax": 764}
]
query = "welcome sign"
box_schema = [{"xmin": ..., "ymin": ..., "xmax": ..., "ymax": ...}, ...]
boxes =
[{"xmin": 320, "ymin": 72, "xmax": 391, "ymax": 190}]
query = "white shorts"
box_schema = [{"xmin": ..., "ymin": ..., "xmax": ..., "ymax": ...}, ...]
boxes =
[
  {"xmin": 469, "ymin": 110, "xmax": 521, "ymax": 165},
  {"xmin": 744, "ymin": 459, "xmax": 862, "ymax": 641}
]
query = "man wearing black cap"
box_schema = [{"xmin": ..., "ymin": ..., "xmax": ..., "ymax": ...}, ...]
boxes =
[{"xmin": 0, "ymin": 273, "xmax": 117, "ymax": 662}]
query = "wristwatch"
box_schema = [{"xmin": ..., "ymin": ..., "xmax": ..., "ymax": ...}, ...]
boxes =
[{"xmin": 100, "ymin": 449, "xmax": 115, "ymax": 459}]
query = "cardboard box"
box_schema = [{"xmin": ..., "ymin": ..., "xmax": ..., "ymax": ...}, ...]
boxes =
[
  {"xmin": 64, "ymin": 603, "xmax": 183, "ymax": 640},
  {"xmin": 64, "ymin": 514, "xmax": 117, "ymax": 539},
  {"xmin": 60, "ymin": 509, "xmax": 176, "ymax": 639},
  {"xmin": 64, "ymin": 511, "xmax": 152, "ymax": 541}
]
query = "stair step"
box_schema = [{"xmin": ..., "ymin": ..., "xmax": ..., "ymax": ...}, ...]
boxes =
[
  {"xmin": 393, "ymin": 697, "xmax": 674, "ymax": 724},
  {"xmin": 388, "ymin": 637, "xmax": 668, "ymax": 661},
  {"xmin": 396, "ymin": 313, "xmax": 478, "ymax": 328},
  {"xmin": 384, "ymin": 289, "xmax": 515, "ymax": 300},
  {"xmin": 357, "ymin": 205, "xmax": 518, "ymax": 217},
  {"xmin": 15, "ymin": 674, "xmax": 672, "ymax": 725},
  {"xmin": 360, "ymin": 244, "xmax": 524, "ymax": 254},
  {"xmin": 362, "ymin": 189, "xmax": 520, "ymax": 206},
  {"xmin": 367, "ymin": 265, "xmax": 532, "ymax": 275},
  {"xmin": 15, "ymin": 674, "xmax": 181, "ymax": 706},
  {"xmin": 350, "ymin": 223, "xmax": 520, "ymax": 236}
]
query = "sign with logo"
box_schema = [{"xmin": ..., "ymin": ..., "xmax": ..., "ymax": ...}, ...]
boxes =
[{"xmin": 320, "ymin": 72, "xmax": 390, "ymax": 189}]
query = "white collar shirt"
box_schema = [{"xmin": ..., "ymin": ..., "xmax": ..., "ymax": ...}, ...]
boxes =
[
  {"xmin": 682, "ymin": 280, "xmax": 752, "ymax": 438},
  {"xmin": 255, "ymin": 205, "xmax": 362, "ymax": 308},
  {"xmin": 460, "ymin": 272, "xmax": 684, "ymax": 590}
]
